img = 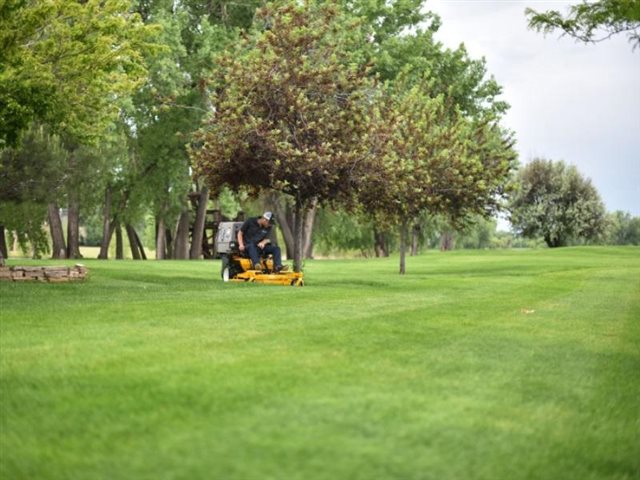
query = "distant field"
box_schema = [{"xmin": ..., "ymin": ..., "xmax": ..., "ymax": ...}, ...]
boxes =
[
  {"xmin": 1, "ymin": 247, "xmax": 639, "ymax": 480},
  {"xmin": 6, "ymin": 245, "xmax": 156, "ymax": 261}
]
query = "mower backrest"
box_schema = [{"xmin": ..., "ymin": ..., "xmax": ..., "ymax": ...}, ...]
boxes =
[{"xmin": 215, "ymin": 221, "xmax": 244, "ymax": 254}]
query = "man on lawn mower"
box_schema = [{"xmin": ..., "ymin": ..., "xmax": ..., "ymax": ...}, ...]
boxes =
[{"xmin": 237, "ymin": 212, "xmax": 288, "ymax": 272}]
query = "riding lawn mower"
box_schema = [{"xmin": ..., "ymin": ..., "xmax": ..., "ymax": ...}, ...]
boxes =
[{"xmin": 215, "ymin": 222, "xmax": 304, "ymax": 286}]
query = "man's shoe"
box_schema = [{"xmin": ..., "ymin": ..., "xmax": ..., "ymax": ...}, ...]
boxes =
[
  {"xmin": 252, "ymin": 263, "xmax": 262, "ymax": 271},
  {"xmin": 275, "ymin": 265, "xmax": 289, "ymax": 273}
]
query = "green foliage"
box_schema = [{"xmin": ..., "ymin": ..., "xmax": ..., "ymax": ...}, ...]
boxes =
[
  {"xmin": 191, "ymin": 1, "xmax": 374, "ymax": 209},
  {"xmin": 314, "ymin": 207, "xmax": 376, "ymax": 256},
  {"xmin": 0, "ymin": 201, "xmax": 49, "ymax": 258},
  {"xmin": 345, "ymin": 0, "xmax": 508, "ymax": 118},
  {"xmin": 0, "ymin": 123, "xmax": 123, "ymax": 258},
  {"xmin": 382, "ymin": 35, "xmax": 508, "ymax": 118},
  {"xmin": 345, "ymin": 0, "xmax": 429, "ymax": 44},
  {"xmin": 80, "ymin": 208, "xmax": 106, "ymax": 247},
  {"xmin": 217, "ymin": 186, "xmax": 248, "ymax": 220},
  {"xmin": 127, "ymin": 0, "xmax": 253, "ymax": 227},
  {"xmin": 526, "ymin": 0, "xmax": 640, "ymax": 49},
  {"xmin": 132, "ymin": 99, "xmax": 195, "ymax": 222},
  {"xmin": 450, "ymin": 217, "xmax": 546, "ymax": 250},
  {"xmin": 2, "ymin": 248, "xmax": 640, "ymax": 478},
  {"xmin": 179, "ymin": 0, "xmax": 259, "ymax": 30},
  {"xmin": 188, "ymin": 0, "xmax": 517, "ymax": 270},
  {"xmin": 509, "ymin": 158, "xmax": 608, "ymax": 248},
  {"xmin": 456, "ymin": 217, "xmax": 498, "ymax": 249},
  {"xmin": 0, "ymin": 0, "xmax": 158, "ymax": 146},
  {"xmin": 340, "ymin": 1, "xmax": 515, "ymax": 266},
  {"xmin": 360, "ymin": 80, "xmax": 516, "ymax": 228},
  {"xmin": 68, "ymin": 140, "xmax": 120, "ymax": 213},
  {"xmin": 604, "ymin": 210, "xmax": 640, "ymax": 245},
  {"xmin": 492, "ymin": 230, "xmax": 547, "ymax": 249},
  {"xmin": 360, "ymin": 84, "xmax": 455, "ymax": 224},
  {"xmin": 0, "ymin": 124, "xmax": 67, "ymax": 204}
]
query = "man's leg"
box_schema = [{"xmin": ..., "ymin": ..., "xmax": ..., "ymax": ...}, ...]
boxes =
[
  {"xmin": 245, "ymin": 243, "xmax": 262, "ymax": 269},
  {"xmin": 263, "ymin": 244, "xmax": 283, "ymax": 269}
]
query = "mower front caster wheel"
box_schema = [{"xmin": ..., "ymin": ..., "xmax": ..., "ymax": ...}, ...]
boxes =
[{"xmin": 221, "ymin": 255, "xmax": 230, "ymax": 282}]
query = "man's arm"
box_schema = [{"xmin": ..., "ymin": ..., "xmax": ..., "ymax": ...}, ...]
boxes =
[
  {"xmin": 237, "ymin": 230, "xmax": 245, "ymax": 251},
  {"xmin": 257, "ymin": 225, "xmax": 274, "ymax": 249},
  {"xmin": 238, "ymin": 219, "xmax": 251, "ymax": 252}
]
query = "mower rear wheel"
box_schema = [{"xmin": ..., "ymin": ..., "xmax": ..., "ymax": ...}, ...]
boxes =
[{"xmin": 221, "ymin": 255, "xmax": 230, "ymax": 282}]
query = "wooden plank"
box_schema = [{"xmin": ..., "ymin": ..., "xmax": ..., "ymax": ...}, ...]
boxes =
[
  {"xmin": 21, "ymin": 267, "xmax": 44, "ymax": 273},
  {"xmin": 0, "ymin": 265, "xmax": 89, "ymax": 282}
]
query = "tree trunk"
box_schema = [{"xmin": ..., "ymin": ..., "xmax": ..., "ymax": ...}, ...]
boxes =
[
  {"xmin": 304, "ymin": 236, "xmax": 314, "ymax": 260},
  {"xmin": 190, "ymin": 185, "xmax": 209, "ymax": 259},
  {"xmin": 66, "ymin": 200, "xmax": 82, "ymax": 259},
  {"xmin": 125, "ymin": 223, "xmax": 142, "ymax": 260},
  {"xmin": 156, "ymin": 217, "xmax": 166, "ymax": 260},
  {"xmin": 135, "ymin": 228, "xmax": 147, "ymax": 260},
  {"xmin": 285, "ymin": 204, "xmax": 295, "ymax": 258},
  {"xmin": 173, "ymin": 210, "xmax": 191, "ymax": 259},
  {"xmin": 98, "ymin": 222, "xmax": 116, "ymax": 260},
  {"xmin": 269, "ymin": 192, "xmax": 294, "ymax": 259},
  {"xmin": 374, "ymin": 226, "xmax": 389, "ymax": 257},
  {"xmin": 544, "ymin": 234, "xmax": 565, "ymax": 248},
  {"xmin": 411, "ymin": 223, "xmax": 420, "ymax": 256},
  {"xmin": 0, "ymin": 225, "xmax": 7, "ymax": 265},
  {"xmin": 440, "ymin": 230, "xmax": 455, "ymax": 251},
  {"xmin": 302, "ymin": 198, "xmax": 317, "ymax": 259},
  {"xmin": 98, "ymin": 187, "xmax": 113, "ymax": 259},
  {"xmin": 293, "ymin": 200, "xmax": 305, "ymax": 273},
  {"xmin": 165, "ymin": 227, "xmax": 173, "ymax": 258},
  {"xmin": 47, "ymin": 203, "xmax": 66, "ymax": 259},
  {"xmin": 399, "ymin": 220, "xmax": 408, "ymax": 275},
  {"xmin": 115, "ymin": 223, "xmax": 124, "ymax": 259}
]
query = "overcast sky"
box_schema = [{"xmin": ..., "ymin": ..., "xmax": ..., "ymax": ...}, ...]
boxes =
[{"xmin": 426, "ymin": 0, "xmax": 640, "ymax": 220}]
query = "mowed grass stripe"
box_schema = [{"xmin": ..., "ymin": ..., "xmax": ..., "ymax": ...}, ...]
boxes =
[{"xmin": 1, "ymin": 247, "xmax": 639, "ymax": 480}]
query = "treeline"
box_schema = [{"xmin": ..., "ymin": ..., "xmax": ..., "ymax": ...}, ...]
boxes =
[
  {"xmin": 4, "ymin": 195, "xmax": 636, "ymax": 261},
  {"xmin": 313, "ymin": 207, "xmax": 640, "ymax": 257},
  {"xmin": 1, "ymin": 0, "xmax": 515, "ymax": 272},
  {"xmin": 1, "ymin": 0, "xmax": 260, "ymax": 262},
  {"xmin": 1, "ymin": 1, "xmax": 635, "ymax": 270}
]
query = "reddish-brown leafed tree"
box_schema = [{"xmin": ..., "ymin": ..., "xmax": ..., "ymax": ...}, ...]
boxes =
[{"xmin": 190, "ymin": 1, "xmax": 374, "ymax": 272}]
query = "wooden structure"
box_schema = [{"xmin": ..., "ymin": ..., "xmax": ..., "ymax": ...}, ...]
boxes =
[{"xmin": 0, "ymin": 264, "xmax": 88, "ymax": 282}]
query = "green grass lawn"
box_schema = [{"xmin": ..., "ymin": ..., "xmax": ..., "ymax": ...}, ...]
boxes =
[{"xmin": 1, "ymin": 247, "xmax": 639, "ymax": 480}]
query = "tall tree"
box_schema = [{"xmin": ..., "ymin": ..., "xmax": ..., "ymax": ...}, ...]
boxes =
[
  {"xmin": 604, "ymin": 211, "xmax": 640, "ymax": 245},
  {"xmin": 1, "ymin": 0, "xmax": 156, "ymax": 259},
  {"xmin": 0, "ymin": 0, "xmax": 156, "ymax": 147},
  {"xmin": 191, "ymin": 1, "xmax": 374, "ymax": 272},
  {"xmin": 359, "ymin": 81, "xmax": 516, "ymax": 273},
  {"xmin": 125, "ymin": 0, "xmax": 260, "ymax": 260},
  {"xmin": 508, "ymin": 158, "xmax": 607, "ymax": 247},
  {"xmin": 0, "ymin": 124, "xmax": 67, "ymax": 259},
  {"xmin": 526, "ymin": 0, "xmax": 640, "ymax": 49},
  {"xmin": 341, "ymin": 0, "xmax": 511, "ymax": 257}
]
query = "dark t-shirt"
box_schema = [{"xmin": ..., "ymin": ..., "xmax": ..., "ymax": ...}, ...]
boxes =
[{"xmin": 240, "ymin": 217, "xmax": 271, "ymax": 245}]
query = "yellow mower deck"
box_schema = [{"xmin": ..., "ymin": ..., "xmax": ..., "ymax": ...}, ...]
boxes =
[
  {"xmin": 231, "ymin": 269, "xmax": 304, "ymax": 286},
  {"xmin": 227, "ymin": 256, "xmax": 304, "ymax": 286}
]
